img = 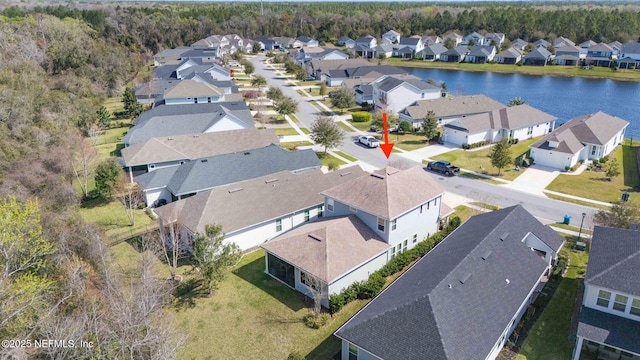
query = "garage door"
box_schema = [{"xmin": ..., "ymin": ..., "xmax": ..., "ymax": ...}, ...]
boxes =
[
  {"xmin": 443, "ymin": 128, "xmax": 468, "ymax": 147},
  {"xmin": 530, "ymin": 149, "xmax": 569, "ymax": 170}
]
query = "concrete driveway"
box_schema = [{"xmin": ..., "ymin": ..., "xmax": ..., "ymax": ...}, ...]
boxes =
[{"xmin": 501, "ymin": 165, "xmax": 560, "ymax": 196}]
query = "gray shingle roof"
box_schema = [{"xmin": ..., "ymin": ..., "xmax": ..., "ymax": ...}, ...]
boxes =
[
  {"xmin": 261, "ymin": 215, "xmax": 389, "ymax": 284},
  {"xmin": 321, "ymin": 166, "xmax": 444, "ymax": 220},
  {"xmin": 443, "ymin": 46, "xmax": 468, "ymax": 56},
  {"xmin": 496, "ymin": 47, "xmax": 523, "ymax": 59},
  {"xmin": 531, "ymin": 112, "xmax": 629, "ymax": 153},
  {"xmin": 586, "ymin": 226, "xmax": 640, "ymax": 296},
  {"xmin": 512, "ymin": 39, "xmax": 529, "ymax": 49},
  {"xmin": 588, "ymin": 43, "xmax": 614, "ymax": 53},
  {"xmin": 577, "ymin": 306, "xmax": 640, "ymax": 354},
  {"xmin": 335, "ymin": 205, "xmax": 564, "ymax": 360},
  {"xmin": 524, "ymin": 47, "xmax": 552, "ymax": 60},
  {"xmin": 445, "ymin": 104, "xmax": 556, "ymax": 133},
  {"xmin": 121, "ymin": 128, "xmax": 279, "ymax": 167},
  {"xmin": 468, "ymin": 45, "xmax": 495, "ymax": 57},
  {"xmin": 401, "ymin": 94, "xmax": 504, "ymax": 120},
  {"xmin": 162, "ymin": 145, "xmax": 321, "ymax": 196},
  {"xmin": 154, "ymin": 167, "xmax": 367, "ymax": 235},
  {"xmin": 399, "ymin": 37, "xmax": 420, "ymax": 46},
  {"xmin": 376, "ymin": 76, "xmax": 439, "ymax": 93},
  {"xmin": 123, "ymin": 102, "xmax": 253, "ymax": 145},
  {"xmin": 621, "ymin": 42, "xmax": 640, "ymax": 54},
  {"xmin": 419, "ymin": 43, "xmax": 448, "ymax": 56}
]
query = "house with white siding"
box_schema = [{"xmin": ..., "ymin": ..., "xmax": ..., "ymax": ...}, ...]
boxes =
[
  {"xmin": 262, "ymin": 166, "xmax": 447, "ymax": 307},
  {"xmin": 572, "ymin": 226, "xmax": 640, "ymax": 360},
  {"xmin": 398, "ymin": 94, "xmax": 505, "ymax": 129},
  {"xmin": 373, "ymin": 76, "xmax": 441, "ymax": 114},
  {"xmin": 529, "ymin": 112, "xmax": 628, "ymax": 170},
  {"xmin": 336, "ymin": 205, "xmax": 565, "ymax": 360},
  {"xmin": 443, "ymin": 104, "xmax": 556, "ymax": 147},
  {"xmin": 155, "ymin": 167, "xmax": 367, "ymax": 252}
]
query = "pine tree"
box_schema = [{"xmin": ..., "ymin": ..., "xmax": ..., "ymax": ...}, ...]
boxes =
[{"xmin": 421, "ymin": 110, "xmax": 439, "ymax": 143}]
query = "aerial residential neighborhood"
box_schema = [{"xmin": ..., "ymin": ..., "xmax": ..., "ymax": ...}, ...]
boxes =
[{"xmin": 2, "ymin": 3, "xmax": 640, "ymax": 360}]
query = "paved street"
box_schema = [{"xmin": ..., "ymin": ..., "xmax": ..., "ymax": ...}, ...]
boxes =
[{"xmin": 248, "ymin": 55, "xmax": 598, "ymax": 225}]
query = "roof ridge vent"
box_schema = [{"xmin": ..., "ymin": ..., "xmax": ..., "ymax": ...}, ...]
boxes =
[
  {"xmin": 499, "ymin": 232, "xmax": 509, "ymax": 241},
  {"xmin": 371, "ymin": 173, "xmax": 385, "ymax": 179},
  {"xmin": 481, "ymin": 250, "xmax": 492, "ymax": 260},
  {"xmin": 387, "ymin": 168, "xmax": 400, "ymax": 175},
  {"xmin": 228, "ymin": 188, "xmax": 243, "ymax": 193},
  {"xmin": 308, "ymin": 233, "xmax": 323, "ymax": 241},
  {"xmin": 265, "ymin": 178, "xmax": 279, "ymax": 184},
  {"xmin": 340, "ymin": 172, "xmax": 352, "ymax": 176}
]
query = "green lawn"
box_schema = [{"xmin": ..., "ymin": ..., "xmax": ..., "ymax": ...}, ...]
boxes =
[
  {"xmin": 297, "ymin": 88, "xmax": 321, "ymax": 97},
  {"xmin": 316, "ymin": 152, "xmax": 347, "ymax": 167},
  {"xmin": 274, "ymin": 128, "xmax": 302, "ymax": 136},
  {"xmin": 334, "ymin": 151, "xmax": 357, "ymax": 162},
  {"xmin": 458, "ymin": 171, "xmax": 506, "ymax": 185},
  {"xmin": 469, "ymin": 201, "xmax": 500, "ymax": 211},
  {"xmin": 516, "ymin": 235, "xmax": 589, "ymax": 360},
  {"xmin": 549, "ymin": 222, "xmax": 593, "ymax": 235},
  {"xmin": 172, "ymin": 249, "xmax": 367, "ymax": 360},
  {"xmin": 392, "ymin": 133, "xmax": 430, "ymax": 151},
  {"xmin": 79, "ymin": 197, "xmax": 156, "ymax": 244},
  {"xmin": 546, "ymin": 144, "xmax": 640, "ymax": 206},
  {"xmin": 280, "ymin": 141, "xmax": 314, "ymax": 150},
  {"xmin": 543, "ymin": 193, "xmax": 609, "ymax": 210},
  {"xmin": 349, "ymin": 120, "xmax": 372, "ymax": 132},
  {"xmin": 337, "ymin": 121, "xmax": 356, "ymax": 133},
  {"xmin": 300, "ymin": 127, "xmax": 311, "ymax": 135},
  {"xmin": 437, "ymin": 138, "xmax": 539, "ymax": 181},
  {"xmin": 384, "ymin": 58, "xmax": 640, "ymax": 81},
  {"xmin": 453, "ymin": 205, "xmax": 482, "ymax": 223}
]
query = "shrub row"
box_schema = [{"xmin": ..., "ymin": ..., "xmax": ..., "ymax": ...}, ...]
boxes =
[
  {"xmin": 461, "ymin": 140, "xmax": 490, "ymax": 149},
  {"xmin": 351, "ymin": 112, "xmax": 372, "ymax": 123},
  {"xmin": 508, "ymin": 138, "xmax": 519, "ymax": 144},
  {"xmin": 328, "ymin": 216, "xmax": 461, "ymax": 314}
]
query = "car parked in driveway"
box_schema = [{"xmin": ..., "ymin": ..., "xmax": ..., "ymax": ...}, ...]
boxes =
[{"xmin": 358, "ymin": 135, "xmax": 380, "ymax": 148}]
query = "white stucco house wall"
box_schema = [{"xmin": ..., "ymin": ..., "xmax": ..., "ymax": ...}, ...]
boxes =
[
  {"xmin": 442, "ymin": 104, "xmax": 556, "ymax": 147},
  {"xmin": 529, "ymin": 112, "xmax": 628, "ymax": 170}
]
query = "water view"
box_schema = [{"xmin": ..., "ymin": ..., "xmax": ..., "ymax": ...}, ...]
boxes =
[{"xmin": 402, "ymin": 67, "xmax": 640, "ymax": 138}]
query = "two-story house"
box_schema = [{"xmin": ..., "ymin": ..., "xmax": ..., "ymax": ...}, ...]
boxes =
[
  {"xmin": 618, "ymin": 42, "xmax": 640, "ymax": 69},
  {"xmin": 354, "ymin": 36, "xmax": 378, "ymax": 58},
  {"xmin": 261, "ymin": 166, "xmax": 447, "ymax": 307},
  {"xmin": 585, "ymin": 43, "xmax": 614, "ymax": 67},
  {"xmin": 336, "ymin": 205, "xmax": 565, "ymax": 360},
  {"xmin": 462, "ymin": 31, "xmax": 485, "ymax": 46},
  {"xmin": 381, "ymin": 30, "xmax": 401, "ymax": 45},
  {"xmin": 394, "ymin": 37, "xmax": 424, "ymax": 59},
  {"xmin": 484, "ymin": 32, "xmax": 506, "ymax": 47},
  {"xmin": 554, "ymin": 44, "xmax": 582, "ymax": 66},
  {"xmin": 373, "ymin": 76, "xmax": 442, "ymax": 114},
  {"xmin": 416, "ymin": 43, "xmax": 448, "ymax": 61},
  {"xmin": 442, "ymin": 31, "xmax": 463, "ymax": 46},
  {"xmin": 572, "ymin": 226, "xmax": 640, "ymax": 360},
  {"xmin": 523, "ymin": 47, "xmax": 552, "ymax": 66}
]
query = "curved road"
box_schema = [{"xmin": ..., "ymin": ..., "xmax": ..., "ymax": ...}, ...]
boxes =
[{"xmin": 249, "ymin": 55, "xmax": 597, "ymax": 225}]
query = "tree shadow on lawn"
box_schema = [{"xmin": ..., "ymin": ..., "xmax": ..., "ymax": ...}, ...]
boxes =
[
  {"xmin": 232, "ymin": 255, "xmax": 305, "ymax": 312},
  {"xmin": 80, "ymin": 196, "xmax": 110, "ymax": 209},
  {"xmin": 305, "ymin": 333, "xmax": 342, "ymax": 360},
  {"xmin": 171, "ymin": 277, "xmax": 208, "ymax": 310},
  {"xmin": 622, "ymin": 145, "xmax": 640, "ymax": 188}
]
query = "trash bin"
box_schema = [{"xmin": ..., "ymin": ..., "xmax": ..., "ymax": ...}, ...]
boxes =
[
  {"xmin": 563, "ymin": 215, "xmax": 571, "ymax": 225},
  {"xmin": 622, "ymin": 192, "xmax": 630, "ymax": 202}
]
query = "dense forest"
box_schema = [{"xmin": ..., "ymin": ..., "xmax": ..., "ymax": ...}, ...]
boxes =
[{"xmin": 0, "ymin": 2, "xmax": 639, "ymax": 359}]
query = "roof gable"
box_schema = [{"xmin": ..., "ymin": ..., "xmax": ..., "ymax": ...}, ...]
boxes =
[{"xmin": 321, "ymin": 166, "xmax": 444, "ymax": 219}]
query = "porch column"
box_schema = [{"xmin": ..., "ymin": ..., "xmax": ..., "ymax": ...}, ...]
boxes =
[{"xmin": 571, "ymin": 336, "xmax": 584, "ymax": 360}]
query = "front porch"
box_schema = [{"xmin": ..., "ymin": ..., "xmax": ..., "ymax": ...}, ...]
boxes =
[{"xmin": 575, "ymin": 339, "xmax": 640, "ymax": 360}]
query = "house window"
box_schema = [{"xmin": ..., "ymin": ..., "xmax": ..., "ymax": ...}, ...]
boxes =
[
  {"xmin": 434, "ymin": 197, "xmax": 438, "ymax": 206},
  {"xmin": 527, "ymin": 126, "xmax": 533, "ymax": 135},
  {"xmin": 300, "ymin": 272, "xmax": 317, "ymax": 290},
  {"xmin": 427, "ymin": 201, "xmax": 430, "ymax": 210},
  {"xmin": 591, "ymin": 146, "xmax": 597, "ymax": 156},
  {"xmin": 597, "ymin": 290, "xmax": 611, "ymax": 307},
  {"xmin": 348, "ymin": 343, "xmax": 358, "ymax": 360},
  {"xmin": 327, "ymin": 198, "xmax": 334, "ymax": 212},
  {"xmin": 207, "ymin": 97, "xmax": 212, "ymax": 103},
  {"xmin": 317, "ymin": 205, "xmax": 323, "ymax": 218},
  {"xmin": 276, "ymin": 218, "xmax": 282, "ymax": 232},
  {"xmin": 396, "ymin": 243, "xmax": 402, "ymax": 254},
  {"xmin": 403, "ymin": 239, "xmax": 408, "ymax": 251},
  {"xmin": 631, "ymin": 298, "xmax": 640, "ymax": 316},
  {"xmin": 391, "ymin": 219, "xmax": 397, "ymax": 231},
  {"xmin": 194, "ymin": 98, "xmax": 198, "ymax": 104},
  {"xmin": 377, "ymin": 218, "xmax": 385, "ymax": 232},
  {"xmin": 421, "ymin": 92, "xmax": 425, "ymax": 98},
  {"xmin": 390, "ymin": 246, "xmax": 396, "ymax": 259},
  {"xmin": 349, "ymin": 206, "xmax": 358, "ymax": 213},
  {"xmin": 420, "ymin": 205, "xmax": 423, "ymax": 214},
  {"xmin": 613, "ymin": 294, "xmax": 629, "ymax": 312},
  {"xmin": 304, "ymin": 210, "xmax": 310, "ymax": 222},
  {"xmin": 412, "ymin": 234, "xmax": 418, "ymax": 243}
]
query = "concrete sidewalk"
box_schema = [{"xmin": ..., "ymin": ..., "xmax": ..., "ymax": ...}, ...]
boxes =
[{"xmin": 500, "ymin": 165, "xmax": 561, "ymax": 196}]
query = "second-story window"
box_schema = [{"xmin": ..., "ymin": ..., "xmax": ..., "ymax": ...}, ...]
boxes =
[
  {"xmin": 377, "ymin": 218, "xmax": 385, "ymax": 232},
  {"xmin": 597, "ymin": 289, "xmax": 611, "ymax": 308},
  {"xmin": 613, "ymin": 294, "xmax": 629, "ymax": 312},
  {"xmin": 391, "ymin": 219, "xmax": 397, "ymax": 231}
]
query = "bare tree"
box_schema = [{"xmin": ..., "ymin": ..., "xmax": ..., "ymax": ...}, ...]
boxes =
[
  {"xmin": 70, "ymin": 131, "xmax": 98, "ymax": 198},
  {"xmin": 157, "ymin": 216, "xmax": 186, "ymax": 283},
  {"xmin": 304, "ymin": 273, "xmax": 326, "ymax": 317},
  {"xmin": 117, "ymin": 178, "xmax": 140, "ymax": 226}
]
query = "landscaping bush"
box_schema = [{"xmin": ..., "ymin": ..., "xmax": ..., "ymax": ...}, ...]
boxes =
[
  {"xmin": 358, "ymin": 272, "xmax": 385, "ymax": 299},
  {"xmin": 399, "ymin": 121, "xmax": 414, "ymax": 132},
  {"xmin": 351, "ymin": 112, "xmax": 372, "ymax": 123},
  {"xmin": 329, "ymin": 293, "xmax": 346, "ymax": 314},
  {"xmin": 303, "ymin": 313, "xmax": 330, "ymax": 329},
  {"xmin": 243, "ymin": 90, "xmax": 261, "ymax": 99},
  {"xmin": 327, "ymin": 160, "xmax": 340, "ymax": 171},
  {"xmin": 461, "ymin": 140, "xmax": 490, "ymax": 149},
  {"xmin": 599, "ymin": 156, "xmax": 609, "ymax": 164},
  {"xmin": 508, "ymin": 138, "xmax": 519, "ymax": 144}
]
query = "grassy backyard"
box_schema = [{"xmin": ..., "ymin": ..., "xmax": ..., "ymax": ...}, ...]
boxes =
[
  {"xmin": 274, "ymin": 127, "xmax": 302, "ymax": 136},
  {"xmin": 516, "ymin": 235, "xmax": 589, "ymax": 360},
  {"xmin": 546, "ymin": 143, "xmax": 640, "ymax": 206},
  {"xmin": 316, "ymin": 152, "xmax": 347, "ymax": 167},
  {"xmin": 171, "ymin": 249, "xmax": 367, "ymax": 360},
  {"xmin": 384, "ymin": 58, "xmax": 640, "ymax": 81},
  {"xmin": 437, "ymin": 138, "xmax": 539, "ymax": 181}
]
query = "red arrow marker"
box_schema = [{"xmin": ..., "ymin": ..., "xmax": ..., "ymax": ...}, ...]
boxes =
[{"xmin": 380, "ymin": 112, "xmax": 394, "ymax": 159}]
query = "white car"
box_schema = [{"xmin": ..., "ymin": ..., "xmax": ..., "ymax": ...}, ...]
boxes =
[{"xmin": 358, "ymin": 135, "xmax": 380, "ymax": 148}]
